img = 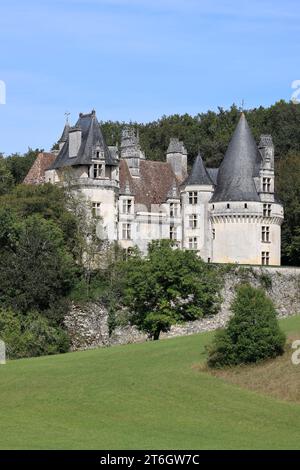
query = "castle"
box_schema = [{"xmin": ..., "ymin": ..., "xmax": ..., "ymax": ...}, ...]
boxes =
[{"xmin": 24, "ymin": 110, "xmax": 284, "ymax": 266}]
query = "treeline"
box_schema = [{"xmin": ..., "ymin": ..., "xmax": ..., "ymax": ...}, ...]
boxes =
[{"xmin": 101, "ymin": 100, "xmax": 300, "ymax": 167}]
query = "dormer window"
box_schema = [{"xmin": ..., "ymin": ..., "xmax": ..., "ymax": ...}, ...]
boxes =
[
  {"xmin": 188, "ymin": 192, "xmax": 198, "ymax": 205},
  {"xmin": 93, "ymin": 145, "xmax": 104, "ymax": 159},
  {"xmin": 93, "ymin": 163, "xmax": 104, "ymax": 179},
  {"xmin": 263, "ymin": 177, "xmax": 271, "ymax": 192}
]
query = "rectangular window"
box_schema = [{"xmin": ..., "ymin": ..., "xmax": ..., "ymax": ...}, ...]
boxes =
[
  {"xmin": 188, "ymin": 237, "xmax": 198, "ymax": 250},
  {"xmin": 170, "ymin": 225, "xmax": 176, "ymax": 240},
  {"xmin": 212, "ymin": 228, "xmax": 216, "ymax": 240},
  {"xmin": 122, "ymin": 199, "xmax": 132, "ymax": 214},
  {"xmin": 189, "ymin": 214, "xmax": 198, "ymax": 229},
  {"xmin": 93, "ymin": 163, "xmax": 104, "ymax": 179},
  {"xmin": 263, "ymin": 203, "xmax": 271, "ymax": 217},
  {"xmin": 262, "ymin": 177, "xmax": 271, "ymax": 192},
  {"xmin": 122, "ymin": 223, "xmax": 131, "ymax": 240},
  {"xmin": 92, "ymin": 202, "xmax": 101, "ymax": 217},
  {"xmin": 261, "ymin": 251, "xmax": 270, "ymax": 266},
  {"xmin": 188, "ymin": 191, "xmax": 198, "ymax": 205},
  {"xmin": 170, "ymin": 202, "xmax": 179, "ymax": 217},
  {"xmin": 262, "ymin": 226, "xmax": 270, "ymax": 243}
]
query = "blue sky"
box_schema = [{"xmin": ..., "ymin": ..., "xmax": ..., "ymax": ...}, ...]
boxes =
[{"xmin": 0, "ymin": 0, "xmax": 299, "ymax": 154}]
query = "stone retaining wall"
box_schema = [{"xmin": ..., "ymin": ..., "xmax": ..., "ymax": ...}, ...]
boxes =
[{"xmin": 64, "ymin": 265, "xmax": 300, "ymax": 350}]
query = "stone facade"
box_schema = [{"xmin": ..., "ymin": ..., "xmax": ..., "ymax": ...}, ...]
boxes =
[
  {"xmin": 64, "ymin": 266, "xmax": 300, "ymax": 351},
  {"xmin": 24, "ymin": 110, "xmax": 284, "ymax": 266}
]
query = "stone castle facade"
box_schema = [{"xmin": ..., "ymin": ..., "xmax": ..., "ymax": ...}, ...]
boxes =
[{"xmin": 24, "ymin": 110, "xmax": 284, "ymax": 266}]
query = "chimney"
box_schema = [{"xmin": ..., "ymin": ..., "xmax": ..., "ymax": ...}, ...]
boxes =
[
  {"xmin": 258, "ymin": 134, "xmax": 274, "ymax": 170},
  {"xmin": 69, "ymin": 127, "xmax": 82, "ymax": 158},
  {"xmin": 120, "ymin": 126, "xmax": 145, "ymax": 177},
  {"xmin": 166, "ymin": 138, "xmax": 187, "ymax": 181}
]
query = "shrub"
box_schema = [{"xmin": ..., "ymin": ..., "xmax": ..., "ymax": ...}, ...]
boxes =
[
  {"xmin": 0, "ymin": 309, "xmax": 70, "ymax": 359},
  {"xmin": 207, "ymin": 284, "xmax": 286, "ymax": 368}
]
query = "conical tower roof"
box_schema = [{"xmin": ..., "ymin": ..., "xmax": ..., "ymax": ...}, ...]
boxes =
[
  {"xmin": 211, "ymin": 113, "xmax": 261, "ymax": 202},
  {"xmin": 184, "ymin": 153, "xmax": 214, "ymax": 186}
]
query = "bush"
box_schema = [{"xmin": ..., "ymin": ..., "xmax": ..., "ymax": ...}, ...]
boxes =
[
  {"xmin": 207, "ymin": 284, "xmax": 286, "ymax": 368},
  {"xmin": 0, "ymin": 309, "xmax": 70, "ymax": 359}
]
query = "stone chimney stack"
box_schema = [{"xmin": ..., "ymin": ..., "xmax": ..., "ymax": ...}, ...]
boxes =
[
  {"xmin": 259, "ymin": 134, "xmax": 274, "ymax": 170},
  {"xmin": 166, "ymin": 138, "xmax": 188, "ymax": 181},
  {"xmin": 120, "ymin": 126, "xmax": 145, "ymax": 177},
  {"xmin": 69, "ymin": 127, "xmax": 82, "ymax": 158}
]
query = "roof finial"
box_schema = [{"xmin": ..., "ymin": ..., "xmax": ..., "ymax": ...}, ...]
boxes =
[{"xmin": 64, "ymin": 111, "xmax": 70, "ymax": 124}]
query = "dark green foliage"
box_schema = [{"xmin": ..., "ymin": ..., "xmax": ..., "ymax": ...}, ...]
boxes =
[
  {"xmin": 118, "ymin": 240, "xmax": 222, "ymax": 340},
  {"xmin": 0, "ymin": 183, "xmax": 80, "ymax": 257},
  {"xmin": 259, "ymin": 272, "xmax": 272, "ymax": 290},
  {"xmin": 5, "ymin": 148, "xmax": 42, "ymax": 184},
  {"xmin": 0, "ymin": 309, "xmax": 70, "ymax": 359},
  {"xmin": 0, "ymin": 157, "xmax": 14, "ymax": 195},
  {"xmin": 207, "ymin": 284, "xmax": 286, "ymax": 368},
  {"xmin": 101, "ymin": 101, "xmax": 300, "ymax": 168},
  {"xmin": 0, "ymin": 215, "xmax": 75, "ymax": 319},
  {"xmin": 276, "ymin": 152, "xmax": 300, "ymax": 266}
]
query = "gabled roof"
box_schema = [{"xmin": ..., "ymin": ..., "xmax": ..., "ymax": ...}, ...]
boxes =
[
  {"xmin": 184, "ymin": 153, "xmax": 214, "ymax": 186},
  {"xmin": 119, "ymin": 159, "xmax": 179, "ymax": 209},
  {"xmin": 50, "ymin": 110, "xmax": 117, "ymax": 169},
  {"xmin": 211, "ymin": 113, "xmax": 261, "ymax": 202},
  {"xmin": 23, "ymin": 152, "xmax": 56, "ymax": 185}
]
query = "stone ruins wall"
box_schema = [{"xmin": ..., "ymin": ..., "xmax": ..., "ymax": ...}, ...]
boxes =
[{"xmin": 64, "ymin": 265, "xmax": 300, "ymax": 351}]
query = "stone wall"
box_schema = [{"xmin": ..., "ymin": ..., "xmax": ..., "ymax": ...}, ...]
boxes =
[{"xmin": 64, "ymin": 265, "xmax": 300, "ymax": 351}]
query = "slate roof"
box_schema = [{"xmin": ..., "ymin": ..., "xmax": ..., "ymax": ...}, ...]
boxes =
[
  {"xmin": 58, "ymin": 123, "xmax": 70, "ymax": 143},
  {"xmin": 50, "ymin": 110, "xmax": 117, "ymax": 169},
  {"xmin": 23, "ymin": 152, "xmax": 56, "ymax": 185},
  {"xmin": 207, "ymin": 168, "xmax": 219, "ymax": 185},
  {"xmin": 119, "ymin": 159, "xmax": 180, "ymax": 209},
  {"xmin": 184, "ymin": 153, "xmax": 214, "ymax": 186},
  {"xmin": 211, "ymin": 113, "xmax": 262, "ymax": 202}
]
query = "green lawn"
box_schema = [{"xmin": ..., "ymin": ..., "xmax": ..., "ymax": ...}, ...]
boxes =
[{"xmin": 0, "ymin": 315, "xmax": 300, "ymax": 450}]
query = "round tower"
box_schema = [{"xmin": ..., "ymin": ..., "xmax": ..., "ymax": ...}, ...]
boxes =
[{"xmin": 209, "ymin": 114, "xmax": 283, "ymax": 266}]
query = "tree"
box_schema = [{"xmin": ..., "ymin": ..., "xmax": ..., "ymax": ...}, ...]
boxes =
[
  {"xmin": 5, "ymin": 148, "xmax": 42, "ymax": 184},
  {"xmin": 0, "ymin": 215, "xmax": 75, "ymax": 320},
  {"xmin": 207, "ymin": 284, "xmax": 286, "ymax": 368},
  {"xmin": 0, "ymin": 308, "xmax": 69, "ymax": 359},
  {"xmin": 276, "ymin": 152, "xmax": 300, "ymax": 265},
  {"xmin": 0, "ymin": 157, "xmax": 14, "ymax": 195},
  {"xmin": 118, "ymin": 240, "xmax": 221, "ymax": 340},
  {"xmin": 0, "ymin": 182, "xmax": 80, "ymax": 258}
]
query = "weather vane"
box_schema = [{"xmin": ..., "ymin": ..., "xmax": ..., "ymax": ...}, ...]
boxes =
[{"xmin": 64, "ymin": 111, "xmax": 70, "ymax": 124}]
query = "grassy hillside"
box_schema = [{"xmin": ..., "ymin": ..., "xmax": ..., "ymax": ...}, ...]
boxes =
[{"xmin": 0, "ymin": 315, "xmax": 299, "ymax": 450}]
